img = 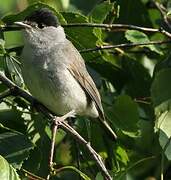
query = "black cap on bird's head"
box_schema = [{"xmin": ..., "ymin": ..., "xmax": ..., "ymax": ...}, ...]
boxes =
[
  {"xmin": 14, "ymin": 8, "xmax": 59, "ymax": 29},
  {"xmin": 25, "ymin": 8, "xmax": 59, "ymax": 28},
  {"xmin": 14, "ymin": 8, "xmax": 65, "ymax": 43}
]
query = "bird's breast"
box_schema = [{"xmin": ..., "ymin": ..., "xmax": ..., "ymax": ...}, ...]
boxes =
[{"xmin": 21, "ymin": 44, "xmax": 98, "ymax": 118}]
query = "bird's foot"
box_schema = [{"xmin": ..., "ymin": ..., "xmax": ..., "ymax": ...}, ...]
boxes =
[{"xmin": 53, "ymin": 110, "xmax": 76, "ymax": 125}]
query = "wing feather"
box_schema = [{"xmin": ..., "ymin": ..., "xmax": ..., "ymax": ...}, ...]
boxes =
[
  {"xmin": 63, "ymin": 40, "xmax": 105, "ymax": 119},
  {"xmin": 61, "ymin": 40, "xmax": 117, "ymax": 140}
]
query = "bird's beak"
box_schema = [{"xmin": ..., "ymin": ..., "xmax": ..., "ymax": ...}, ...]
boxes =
[{"xmin": 14, "ymin": 21, "xmax": 32, "ymax": 29}]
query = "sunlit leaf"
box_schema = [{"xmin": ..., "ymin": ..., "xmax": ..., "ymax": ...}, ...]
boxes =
[
  {"xmin": 125, "ymin": 30, "xmax": 163, "ymax": 55},
  {"xmin": 0, "ymin": 155, "xmax": 20, "ymax": 180},
  {"xmin": 151, "ymin": 68, "xmax": 171, "ymax": 160}
]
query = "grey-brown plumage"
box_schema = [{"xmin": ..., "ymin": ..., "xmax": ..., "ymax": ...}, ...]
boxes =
[{"xmin": 15, "ymin": 8, "xmax": 117, "ymax": 140}]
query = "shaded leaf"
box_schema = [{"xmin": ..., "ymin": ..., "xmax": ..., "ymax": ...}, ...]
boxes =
[
  {"xmin": 23, "ymin": 113, "xmax": 51, "ymax": 177},
  {"xmin": 62, "ymin": 12, "xmax": 98, "ymax": 49},
  {"xmin": 4, "ymin": 55, "xmax": 24, "ymax": 87},
  {"xmin": 0, "ymin": 106, "xmax": 27, "ymax": 134},
  {"xmin": 55, "ymin": 166, "xmax": 91, "ymax": 180},
  {"xmin": 107, "ymin": 95, "xmax": 139, "ymax": 133},
  {"xmin": 95, "ymin": 172, "xmax": 104, "ymax": 180},
  {"xmin": 151, "ymin": 68, "xmax": 171, "ymax": 107},
  {"xmin": 0, "ymin": 132, "xmax": 33, "ymax": 168},
  {"xmin": 89, "ymin": 1, "xmax": 115, "ymax": 23},
  {"xmin": 122, "ymin": 56, "xmax": 152, "ymax": 98},
  {"xmin": 159, "ymin": 130, "xmax": 171, "ymax": 160},
  {"xmin": 69, "ymin": 0, "xmax": 100, "ymax": 14},
  {"xmin": 151, "ymin": 68, "xmax": 171, "ymax": 160},
  {"xmin": 116, "ymin": 0, "xmax": 152, "ymax": 26}
]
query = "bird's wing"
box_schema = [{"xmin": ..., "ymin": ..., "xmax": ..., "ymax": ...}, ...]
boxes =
[
  {"xmin": 61, "ymin": 40, "xmax": 117, "ymax": 140},
  {"xmin": 62, "ymin": 40, "xmax": 105, "ymax": 119}
]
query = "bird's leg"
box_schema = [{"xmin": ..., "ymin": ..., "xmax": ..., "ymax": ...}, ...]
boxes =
[{"xmin": 47, "ymin": 110, "xmax": 76, "ymax": 180}]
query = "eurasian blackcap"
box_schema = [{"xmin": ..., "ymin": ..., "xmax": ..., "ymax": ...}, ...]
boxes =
[{"xmin": 15, "ymin": 8, "xmax": 117, "ymax": 140}]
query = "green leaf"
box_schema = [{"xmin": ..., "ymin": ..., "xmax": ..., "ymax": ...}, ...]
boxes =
[
  {"xmin": 116, "ymin": 0, "xmax": 152, "ymax": 26},
  {"xmin": 28, "ymin": 0, "xmax": 69, "ymax": 11},
  {"xmin": 151, "ymin": 68, "xmax": 171, "ymax": 107},
  {"xmin": 167, "ymin": 10, "xmax": 171, "ymax": 16},
  {"xmin": 95, "ymin": 172, "xmax": 104, "ymax": 180},
  {"xmin": 125, "ymin": 30, "xmax": 149, "ymax": 43},
  {"xmin": 159, "ymin": 130, "xmax": 171, "ymax": 160},
  {"xmin": 89, "ymin": 1, "xmax": 115, "ymax": 23},
  {"xmin": 125, "ymin": 30, "xmax": 162, "ymax": 55},
  {"xmin": 69, "ymin": 0, "xmax": 100, "ymax": 14},
  {"xmin": 0, "ymin": 39, "xmax": 6, "ymax": 55},
  {"xmin": 23, "ymin": 113, "xmax": 51, "ymax": 177},
  {"xmin": 62, "ymin": 12, "xmax": 98, "ymax": 49},
  {"xmin": 116, "ymin": 146, "xmax": 129, "ymax": 166},
  {"xmin": 0, "ymin": 155, "xmax": 20, "ymax": 180},
  {"xmin": 55, "ymin": 166, "xmax": 91, "ymax": 180},
  {"xmin": 0, "ymin": 106, "xmax": 27, "ymax": 134},
  {"xmin": 151, "ymin": 68, "xmax": 171, "ymax": 160},
  {"xmin": 107, "ymin": 95, "xmax": 139, "ymax": 133},
  {"xmin": 88, "ymin": 1, "xmax": 115, "ymax": 45},
  {"xmin": 2, "ymin": 2, "xmax": 66, "ymax": 25},
  {"xmin": 122, "ymin": 56, "xmax": 152, "ymax": 97},
  {"xmin": 0, "ymin": 39, "xmax": 5, "ymax": 48},
  {"xmin": 154, "ymin": 53, "xmax": 171, "ymax": 74},
  {"xmin": 0, "ymin": 132, "xmax": 33, "ymax": 168},
  {"xmin": 4, "ymin": 55, "xmax": 24, "ymax": 87}
]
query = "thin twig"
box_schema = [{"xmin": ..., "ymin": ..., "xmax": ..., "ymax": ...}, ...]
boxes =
[
  {"xmin": 46, "ymin": 118, "xmax": 59, "ymax": 180},
  {"xmin": 63, "ymin": 23, "xmax": 159, "ymax": 32},
  {"xmin": 80, "ymin": 40, "xmax": 171, "ymax": 53},
  {"xmin": 47, "ymin": 111, "xmax": 76, "ymax": 180},
  {"xmin": 0, "ymin": 73, "xmax": 35, "ymax": 103},
  {"xmin": 52, "ymin": 166, "xmax": 91, "ymax": 179},
  {"xmin": 59, "ymin": 121, "xmax": 112, "ymax": 180},
  {"xmin": 63, "ymin": 23, "xmax": 171, "ymax": 38},
  {"xmin": 0, "ymin": 72, "xmax": 112, "ymax": 180},
  {"xmin": 2, "ymin": 22, "xmax": 171, "ymax": 38},
  {"xmin": 118, "ymin": 156, "xmax": 156, "ymax": 179},
  {"xmin": 153, "ymin": 1, "xmax": 171, "ymax": 30},
  {"xmin": 161, "ymin": 153, "xmax": 164, "ymax": 180},
  {"xmin": 21, "ymin": 168, "xmax": 45, "ymax": 180},
  {"xmin": 0, "ymin": 89, "xmax": 12, "ymax": 100}
]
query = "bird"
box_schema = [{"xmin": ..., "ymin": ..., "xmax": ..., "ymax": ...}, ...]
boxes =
[{"xmin": 14, "ymin": 8, "xmax": 117, "ymax": 140}]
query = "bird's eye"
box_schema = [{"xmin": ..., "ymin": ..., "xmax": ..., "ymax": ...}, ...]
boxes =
[{"xmin": 38, "ymin": 23, "xmax": 45, "ymax": 29}]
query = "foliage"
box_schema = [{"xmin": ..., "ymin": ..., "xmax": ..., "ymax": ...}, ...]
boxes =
[{"xmin": 0, "ymin": 0, "xmax": 171, "ymax": 179}]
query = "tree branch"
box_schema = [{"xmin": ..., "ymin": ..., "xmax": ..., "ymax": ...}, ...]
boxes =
[
  {"xmin": 0, "ymin": 72, "xmax": 112, "ymax": 180},
  {"xmin": 153, "ymin": 1, "xmax": 171, "ymax": 30},
  {"xmin": 21, "ymin": 168, "xmax": 46, "ymax": 180},
  {"xmin": 80, "ymin": 40, "xmax": 171, "ymax": 53},
  {"xmin": 2, "ymin": 22, "xmax": 171, "ymax": 38},
  {"xmin": 63, "ymin": 23, "xmax": 171, "ymax": 38}
]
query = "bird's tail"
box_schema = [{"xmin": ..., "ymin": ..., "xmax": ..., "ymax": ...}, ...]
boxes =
[{"xmin": 98, "ymin": 117, "xmax": 117, "ymax": 141}]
